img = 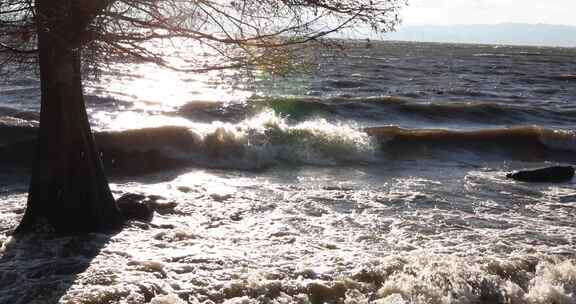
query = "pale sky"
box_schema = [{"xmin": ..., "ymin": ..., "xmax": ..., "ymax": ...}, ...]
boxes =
[{"xmin": 401, "ymin": 0, "xmax": 576, "ymax": 26}]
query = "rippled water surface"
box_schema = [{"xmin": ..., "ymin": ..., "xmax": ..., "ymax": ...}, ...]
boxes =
[{"xmin": 1, "ymin": 41, "xmax": 576, "ymax": 303}]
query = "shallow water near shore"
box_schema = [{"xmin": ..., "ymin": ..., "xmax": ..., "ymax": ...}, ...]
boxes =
[{"xmin": 1, "ymin": 41, "xmax": 576, "ymax": 303}]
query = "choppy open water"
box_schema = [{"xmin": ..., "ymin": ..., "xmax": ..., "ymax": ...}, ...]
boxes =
[{"xmin": 1, "ymin": 41, "xmax": 576, "ymax": 303}]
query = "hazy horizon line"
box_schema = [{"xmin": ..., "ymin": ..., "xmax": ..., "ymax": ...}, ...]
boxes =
[{"xmin": 398, "ymin": 22, "xmax": 576, "ymax": 27}]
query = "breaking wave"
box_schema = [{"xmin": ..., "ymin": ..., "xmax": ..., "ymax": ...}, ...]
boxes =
[{"xmin": 2, "ymin": 111, "xmax": 575, "ymax": 175}]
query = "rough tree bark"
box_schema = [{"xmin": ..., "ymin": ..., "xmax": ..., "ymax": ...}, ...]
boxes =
[{"xmin": 16, "ymin": 0, "xmax": 124, "ymax": 233}]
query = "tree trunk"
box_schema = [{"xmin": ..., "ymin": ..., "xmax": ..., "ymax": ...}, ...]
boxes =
[{"xmin": 16, "ymin": 0, "xmax": 124, "ymax": 233}]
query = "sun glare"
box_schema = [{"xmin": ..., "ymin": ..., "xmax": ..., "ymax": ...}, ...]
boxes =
[{"xmin": 83, "ymin": 40, "xmax": 258, "ymax": 131}]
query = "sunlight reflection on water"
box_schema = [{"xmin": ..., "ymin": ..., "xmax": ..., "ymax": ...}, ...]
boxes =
[{"xmin": 86, "ymin": 42, "xmax": 255, "ymax": 131}]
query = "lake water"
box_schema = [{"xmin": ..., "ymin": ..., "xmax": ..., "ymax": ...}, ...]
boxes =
[{"xmin": 1, "ymin": 41, "xmax": 576, "ymax": 303}]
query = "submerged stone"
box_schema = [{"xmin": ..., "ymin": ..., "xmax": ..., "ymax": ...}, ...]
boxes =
[
  {"xmin": 506, "ymin": 166, "xmax": 575, "ymax": 183},
  {"xmin": 116, "ymin": 193, "xmax": 179, "ymax": 221},
  {"xmin": 117, "ymin": 194, "xmax": 154, "ymax": 222},
  {"xmin": 147, "ymin": 201, "xmax": 178, "ymax": 215}
]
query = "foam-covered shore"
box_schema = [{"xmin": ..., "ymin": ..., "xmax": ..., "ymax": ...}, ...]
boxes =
[{"xmin": 1, "ymin": 169, "xmax": 576, "ymax": 303}]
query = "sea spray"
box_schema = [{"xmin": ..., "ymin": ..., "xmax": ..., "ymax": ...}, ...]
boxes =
[
  {"xmin": 3, "ymin": 118, "xmax": 576, "ymax": 174},
  {"xmin": 198, "ymin": 110, "xmax": 379, "ymax": 168}
]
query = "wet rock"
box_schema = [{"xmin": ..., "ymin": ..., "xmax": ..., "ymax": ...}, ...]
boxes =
[
  {"xmin": 229, "ymin": 211, "xmax": 243, "ymax": 221},
  {"xmin": 117, "ymin": 193, "xmax": 147, "ymax": 203},
  {"xmin": 177, "ymin": 186, "xmax": 192, "ymax": 193},
  {"xmin": 147, "ymin": 194, "xmax": 165, "ymax": 201},
  {"xmin": 506, "ymin": 166, "xmax": 575, "ymax": 183},
  {"xmin": 116, "ymin": 193, "xmax": 180, "ymax": 220},
  {"xmin": 145, "ymin": 194, "xmax": 179, "ymax": 214},
  {"xmin": 308, "ymin": 282, "xmax": 346, "ymax": 303},
  {"xmin": 210, "ymin": 193, "xmax": 232, "ymax": 202},
  {"xmin": 156, "ymin": 224, "xmax": 177, "ymax": 229},
  {"xmin": 322, "ymin": 243, "xmax": 338, "ymax": 250},
  {"xmin": 116, "ymin": 194, "xmax": 154, "ymax": 222},
  {"xmin": 147, "ymin": 201, "xmax": 179, "ymax": 215}
]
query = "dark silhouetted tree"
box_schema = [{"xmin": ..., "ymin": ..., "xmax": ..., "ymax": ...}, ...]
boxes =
[{"xmin": 0, "ymin": 0, "xmax": 403, "ymax": 233}]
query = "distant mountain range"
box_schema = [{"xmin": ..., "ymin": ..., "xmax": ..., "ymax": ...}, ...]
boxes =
[{"xmin": 385, "ymin": 23, "xmax": 576, "ymax": 47}]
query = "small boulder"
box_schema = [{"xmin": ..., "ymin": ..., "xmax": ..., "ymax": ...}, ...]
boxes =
[
  {"xmin": 147, "ymin": 195, "xmax": 165, "ymax": 201},
  {"xmin": 117, "ymin": 193, "xmax": 147, "ymax": 203},
  {"xmin": 117, "ymin": 193, "xmax": 154, "ymax": 222},
  {"xmin": 147, "ymin": 201, "xmax": 178, "ymax": 215},
  {"xmin": 506, "ymin": 166, "xmax": 575, "ymax": 183}
]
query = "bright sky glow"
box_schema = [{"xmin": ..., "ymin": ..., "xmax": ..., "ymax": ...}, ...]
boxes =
[{"xmin": 401, "ymin": 0, "xmax": 576, "ymax": 26}]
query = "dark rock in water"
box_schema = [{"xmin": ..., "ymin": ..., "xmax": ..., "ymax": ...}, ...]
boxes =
[
  {"xmin": 147, "ymin": 200, "xmax": 178, "ymax": 215},
  {"xmin": 117, "ymin": 194, "xmax": 154, "ymax": 222},
  {"xmin": 147, "ymin": 194, "xmax": 165, "ymax": 201},
  {"xmin": 117, "ymin": 193, "xmax": 147, "ymax": 203},
  {"xmin": 177, "ymin": 186, "xmax": 192, "ymax": 193},
  {"xmin": 116, "ymin": 193, "xmax": 180, "ymax": 220},
  {"xmin": 506, "ymin": 166, "xmax": 575, "ymax": 183}
]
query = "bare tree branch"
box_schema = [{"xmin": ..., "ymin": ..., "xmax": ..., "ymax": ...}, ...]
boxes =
[{"xmin": 1, "ymin": 0, "xmax": 405, "ymax": 75}]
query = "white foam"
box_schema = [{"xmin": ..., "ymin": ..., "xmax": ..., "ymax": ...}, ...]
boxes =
[{"xmin": 192, "ymin": 110, "xmax": 378, "ymax": 168}]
